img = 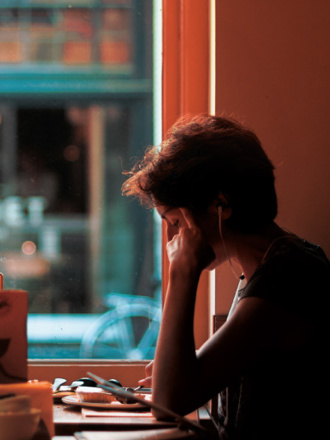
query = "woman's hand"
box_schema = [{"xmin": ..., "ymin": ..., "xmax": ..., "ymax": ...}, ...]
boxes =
[
  {"xmin": 138, "ymin": 360, "xmax": 153, "ymax": 388},
  {"xmin": 166, "ymin": 208, "xmax": 215, "ymax": 273}
]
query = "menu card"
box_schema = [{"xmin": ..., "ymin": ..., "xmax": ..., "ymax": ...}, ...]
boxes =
[{"xmin": 0, "ymin": 288, "xmax": 28, "ymax": 383}]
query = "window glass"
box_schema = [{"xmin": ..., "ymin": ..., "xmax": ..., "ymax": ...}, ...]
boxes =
[
  {"xmin": 0, "ymin": 3, "xmax": 133, "ymax": 69},
  {"xmin": 0, "ymin": 0, "xmax": 161, "ymax": 360},
  {"xmin": 30, "ymin": 9, "xmax": 54, "ymax": 63},
  {"xmin": 0, "ymin": 9, "xmax": 21, "ymax": 63}
]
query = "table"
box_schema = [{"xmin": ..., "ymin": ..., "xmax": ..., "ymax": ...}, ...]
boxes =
[
  {"xmin": 54, "ymin": 402, "xmax": 178, "ymax": 436},
  {"xmin": 52, "ymin": 403, "xmax": 217, "ymax": 439}
]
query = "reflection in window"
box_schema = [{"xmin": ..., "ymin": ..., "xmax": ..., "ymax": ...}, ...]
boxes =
[{"xmin": 0, "ymin": 0, "xmax": 161, "ymax": 360}]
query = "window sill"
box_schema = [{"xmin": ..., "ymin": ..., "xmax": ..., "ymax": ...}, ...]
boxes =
[{"xmin": 28, "ymin": 359, "xmax": 149, "ymax": 386}]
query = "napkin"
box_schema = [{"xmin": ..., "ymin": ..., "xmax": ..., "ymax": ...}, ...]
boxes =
[
  {"xmin": 74, "ymin": 428, "xmax": 197, "ymax": 439},
  {"xmin": 82, "ymin": 408, "xmax": 153, "ymax": 417}
]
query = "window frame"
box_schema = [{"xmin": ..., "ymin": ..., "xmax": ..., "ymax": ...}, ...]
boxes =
[{"xmin": 28, "ymin": 0, "xmax": 212, "ymax": 385}]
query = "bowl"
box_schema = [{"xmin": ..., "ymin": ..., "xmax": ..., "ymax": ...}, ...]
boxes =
[{"xmin": 0, "ymin": 408, "xmax": 41, "ymax": 440}]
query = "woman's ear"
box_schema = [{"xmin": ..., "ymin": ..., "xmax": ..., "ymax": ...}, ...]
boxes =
[
  {"xmin": 208, "ymin": 196, "xmax": 232, "ymax": 219},
  {"xmin": 217, "ymin": 202, "xmax": 232, "ymax": 220},
  {"xmin": 216, "ymin": 192, "xmax": 229, "ymax": 207}
]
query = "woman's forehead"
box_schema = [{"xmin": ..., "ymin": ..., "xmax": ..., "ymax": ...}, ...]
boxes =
[{"xmin": 156, "ymin": 205, "xmax": 181, "ymax": 219}]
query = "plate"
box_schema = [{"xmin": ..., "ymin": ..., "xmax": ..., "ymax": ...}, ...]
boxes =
[
  {"xmin": 53, "ymin": 391, "xmax": 75, "ymax": 401},
  {"xmin": 62, "ymin": 394, "xmax": 150, "ymax": 410}
]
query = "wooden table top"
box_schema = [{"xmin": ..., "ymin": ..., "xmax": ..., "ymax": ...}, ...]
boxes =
[
  {"xmin": 54, "ymin": 402, "xmax": 179, "ymax": 436},
  {"xmin": 52, "ymin": 402, "xmax": 216, "ymax": 439}
]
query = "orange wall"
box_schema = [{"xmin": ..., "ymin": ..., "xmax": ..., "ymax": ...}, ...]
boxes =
[{"xmin": 214, "ymin": 0, "xmax": 330, "ymax": 313}]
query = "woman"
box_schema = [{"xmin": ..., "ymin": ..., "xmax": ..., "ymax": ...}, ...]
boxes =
[{"xmin": 122, "ymin": 114, "xmax": 329, "ymax": 439}]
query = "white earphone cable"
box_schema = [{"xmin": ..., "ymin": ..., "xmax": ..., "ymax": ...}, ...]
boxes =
[{"xmin": 218, "ymin": 205, "xmax": 243, "ymax": 281}]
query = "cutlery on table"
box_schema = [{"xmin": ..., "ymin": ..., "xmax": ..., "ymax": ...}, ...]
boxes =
[{"xmin": 52, "ymin": 377, "xmax": 97, "ymax": 394}]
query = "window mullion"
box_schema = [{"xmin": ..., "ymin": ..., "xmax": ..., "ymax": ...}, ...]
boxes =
[{"xmin": 162, "ymin": 0, "xmax": 211, "ymax": 348}]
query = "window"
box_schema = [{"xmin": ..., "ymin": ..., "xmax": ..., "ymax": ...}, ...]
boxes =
[
  {"xmin": 0, "ymin": 0, "xmax": 160, "ymax": 362},
  {"xmin": 0, "ymin": 0, "xmax": 212, "ymax": 383}
]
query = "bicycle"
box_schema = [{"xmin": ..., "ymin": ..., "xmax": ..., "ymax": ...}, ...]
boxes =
[{"xmin": 79, "ymin": 293, "xmax": 161, "ymax": 360}]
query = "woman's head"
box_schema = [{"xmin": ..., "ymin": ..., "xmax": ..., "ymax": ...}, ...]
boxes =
[{"xmin": 122, "ymin": 114, "xmax": 277, "ymax": 234}]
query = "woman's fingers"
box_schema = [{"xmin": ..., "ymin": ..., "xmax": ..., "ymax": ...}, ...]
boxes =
[
  {"xmin": 138, "ymin": 376, "xmax": 152, "ymax": 387},
  {"xmin": 138, "ymin": 360, "xmax": 153, "ymax": 388},
  {"xmin": 145, "ymin": 360, "xmax": 153, "ymax": 376},
  {"xmin": 179, "ymin": 207, "xmax": 197, "ymax": 229},
  {"xmin": 179, "ymin": 207, "xmax": 215, "ymax": 270}
]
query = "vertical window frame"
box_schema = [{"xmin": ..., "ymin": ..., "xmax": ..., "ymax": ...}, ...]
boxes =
[{"xmin": 162, "ymin": 0, "xmax": 211, "ymax": 349}]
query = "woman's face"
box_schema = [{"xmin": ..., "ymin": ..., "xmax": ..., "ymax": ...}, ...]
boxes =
[
  {"xmin": 156, "ymin": 204, "xmax": 224, "ymax": 270},
  {"xmin": 157, "ymin": 206, "xmax": 187, "ymax": 242}
]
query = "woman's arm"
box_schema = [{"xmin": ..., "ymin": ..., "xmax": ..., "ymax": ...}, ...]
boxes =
[
  {"xmin": 152, "ymin": 265, "xmax": 201, "ymax": 417},
  {"xmin": 151, "ymin": 210, "xmax": 310, "ymax": 419},
  {"xmin": 153, "ymin": 289, "xmax": 311, "ymax": 419},
  {"xmin": 151, "ymin": 208, "xmax": 213, "ymax": 418}
]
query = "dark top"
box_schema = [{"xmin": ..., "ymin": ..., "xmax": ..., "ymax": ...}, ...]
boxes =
[{"xmin": 218, "ymin": 236, "xmax": 330, "ymax": 440}]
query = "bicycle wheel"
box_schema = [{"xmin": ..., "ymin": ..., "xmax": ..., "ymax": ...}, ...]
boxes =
[{"xmin": 80, "ymin": 302, "xmax": 161, "ymax": 360}]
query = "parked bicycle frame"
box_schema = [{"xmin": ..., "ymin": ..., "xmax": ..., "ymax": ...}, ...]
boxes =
[{"xmin": 80, "ymin": 293, "xmax": 161, "ymax": 360}]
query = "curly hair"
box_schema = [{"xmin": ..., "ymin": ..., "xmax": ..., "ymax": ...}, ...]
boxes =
[{"xmin": 122, "ymin": 114, "xmax": 277, "ymax": 233}]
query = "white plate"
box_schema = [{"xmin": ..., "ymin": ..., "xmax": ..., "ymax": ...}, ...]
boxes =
[
  {"xmin": 53, "ymin": 391, "xmax": 75, "ymax": 400},
  {"xmin": 62, "ymin": 394, "xmax": 150, "ymax": 410}
]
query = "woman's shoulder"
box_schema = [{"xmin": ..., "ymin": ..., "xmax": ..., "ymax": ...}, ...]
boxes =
[
  {"xmin": 253, "ymin": 235, "xmax": 329, "ymax": 282},
  {"xmin": 265, "ymin": 234, "xmax": 329, "ymax": 264},
  {"xmin": 241, "ymin": 235, "xmax": 330, "ymax": 315}
]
